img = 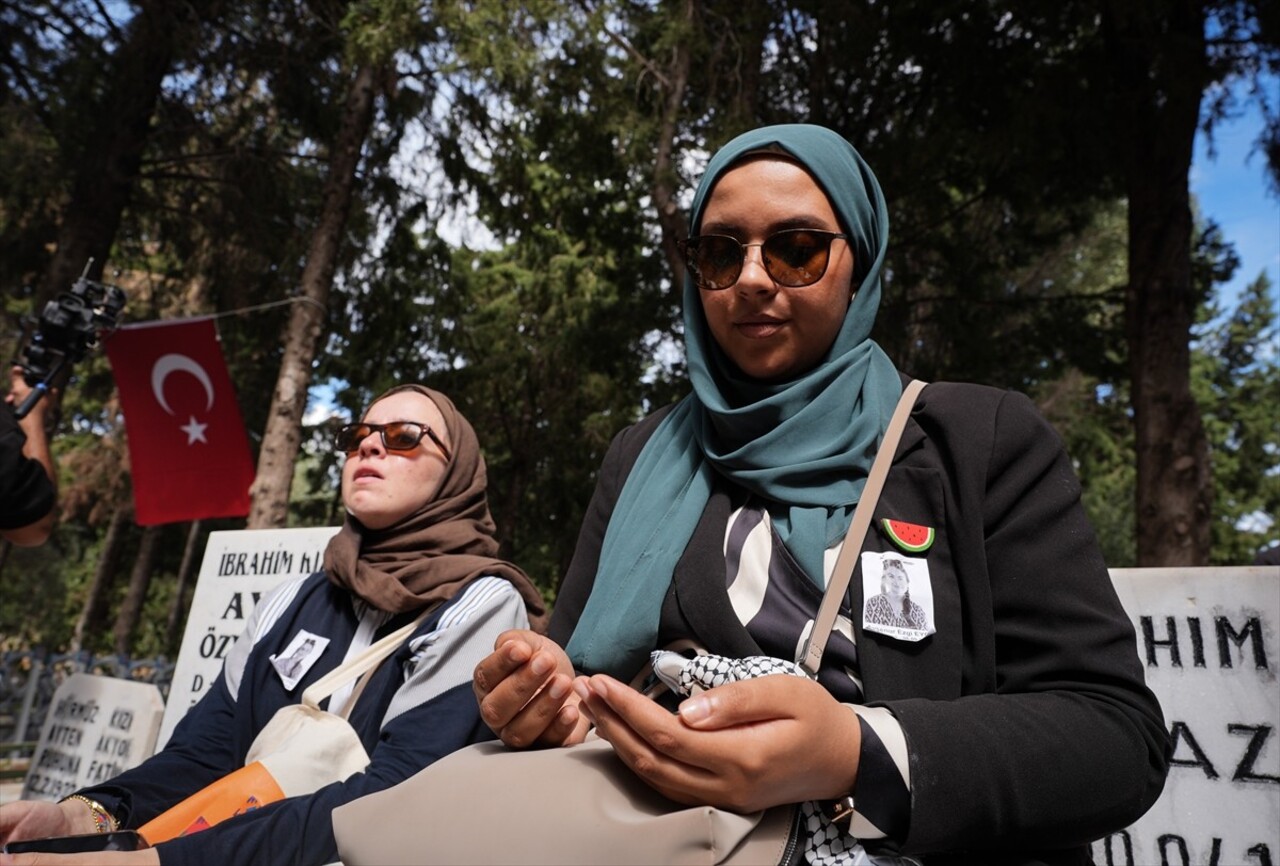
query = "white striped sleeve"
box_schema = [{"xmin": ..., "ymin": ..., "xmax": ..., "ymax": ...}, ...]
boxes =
[{"xmin": 381, "ymin": 576, "xmax": 530, "ymax": 727}]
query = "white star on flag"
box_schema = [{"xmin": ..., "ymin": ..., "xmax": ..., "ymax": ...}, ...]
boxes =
[{"xmin": 180, "ymin": 415, "xmax": 209, "ymax": 444}]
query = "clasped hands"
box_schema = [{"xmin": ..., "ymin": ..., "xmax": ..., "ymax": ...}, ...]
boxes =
[{"xmin": 472, "ymin": 629, "xmax": 861, "ymax": 813}]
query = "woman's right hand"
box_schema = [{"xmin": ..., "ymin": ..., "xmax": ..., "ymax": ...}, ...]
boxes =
[{"xmin": 472, "ymin": 630, "xmax": 589, "ymax": 749}]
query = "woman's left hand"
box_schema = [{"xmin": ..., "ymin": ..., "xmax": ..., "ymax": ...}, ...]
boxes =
[
  {"xmin": 573, "ymin": 673, "xmax": 861, "ymax": 814},
  {"xmin": 0, "ymin": 848, "xmax": 159, "ymax": 866}
]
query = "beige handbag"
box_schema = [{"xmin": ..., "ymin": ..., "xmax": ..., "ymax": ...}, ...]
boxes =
[
  {"xmin": 138, "ymin": 607, "xmax": 432, "ymax": 844},
  {"xmin": 335, "ymin": 734, "xmax": 802, "ymax": 866},
  {"xmin": 333, "ymin": 381, "xmax": 926, "ymax": 866}
]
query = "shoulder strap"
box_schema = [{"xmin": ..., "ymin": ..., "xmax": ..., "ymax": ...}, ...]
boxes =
[
  {"xmin": 301, "ymin": 603, "xmax": 438, "ymax": 713},
  {"xmin": 799, "ymin": 379, "xmax": 927, "ymax": 676}
]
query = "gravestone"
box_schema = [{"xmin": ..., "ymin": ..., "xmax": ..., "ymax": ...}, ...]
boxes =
[
  {"xmin": 22, "ymin": 674, "xmax": 164, "ymax": 802},
  {"xmin": 1092, "ymin": 565, "xmax": 1279, "ymax": 866}
]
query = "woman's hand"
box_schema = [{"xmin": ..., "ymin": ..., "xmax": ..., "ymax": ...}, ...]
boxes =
[
  {"xmin": 574, "ymin": 673, "xmax": 861, "ymax": 814},
  {"xmin": 0, "ymin": 801, "xmax": 75, "ymax": 847},
  {"xmin": 0, "ymin": 848, "xmax": 159, "ymax": 866},
  {"xmin": 472, "ymin": 629, "xmax": 590, "ymax": 748},
  {"xmin": 1, "ymin": 800, "xmax": 157, "ymax": 866}
]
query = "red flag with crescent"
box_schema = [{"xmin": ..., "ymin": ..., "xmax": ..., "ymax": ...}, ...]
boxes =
[{"xmin": 105, "ymin": 318, "xmax": 255, "ymax": 525}]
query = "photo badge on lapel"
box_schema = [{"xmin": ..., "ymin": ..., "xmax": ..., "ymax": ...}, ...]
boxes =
[
  {"xmin": 270, "ymin": 629, "xmax": 330, "ymax": 690},
  {"xmin": 860, "ymin": 551, "xmax": 936, "ymax": 642}
]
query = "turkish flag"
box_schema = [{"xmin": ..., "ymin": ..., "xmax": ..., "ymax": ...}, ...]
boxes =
[{"xmin": 105, "ymin": 319, "xmax": 256, "ymax": 525}]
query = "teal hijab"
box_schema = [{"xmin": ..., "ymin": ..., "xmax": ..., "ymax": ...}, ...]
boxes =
[{"xmin": 565, "ymin": 125, "xmax": 902, "ymax": 678}]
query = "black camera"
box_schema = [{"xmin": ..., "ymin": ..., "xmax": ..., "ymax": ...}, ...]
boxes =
[{"xmin": 12, "ymin": 262, "xmax": 127, "ymax": 419}]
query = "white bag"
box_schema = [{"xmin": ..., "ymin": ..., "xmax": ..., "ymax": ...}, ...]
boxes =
[{"xmin": 140, "ymin": 608, "xmax": 431, "ymax": 844}]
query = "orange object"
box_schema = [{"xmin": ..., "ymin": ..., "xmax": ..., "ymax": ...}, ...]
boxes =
[{"xmin": 138, "ymin": 761, "xmax": 285, "ymax": 845}]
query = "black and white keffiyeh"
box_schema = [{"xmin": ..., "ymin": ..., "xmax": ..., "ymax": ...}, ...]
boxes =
[{"xmin": 649, "ymin": 650, "xmax": 921, "ymax": 866}]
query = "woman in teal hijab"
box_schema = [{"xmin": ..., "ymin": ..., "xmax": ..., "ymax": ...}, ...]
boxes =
[
  {"xmin": 561, "ymin": 124, "xmax": 903, "ymax": 679},
  {"xmin": 472, "ymin": 125, "xmax": 1167, "ymax": 862}
]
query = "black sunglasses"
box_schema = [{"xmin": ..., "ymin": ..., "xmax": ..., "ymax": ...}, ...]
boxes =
[
  {"xmin": 677, "ymin": 228, "xmax": 849, "ymax": 291},
  {"xmin": 335, "ymin": 421, "xmax": 452, "ymax": 461}
]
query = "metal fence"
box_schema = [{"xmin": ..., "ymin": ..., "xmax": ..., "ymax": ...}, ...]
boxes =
[{"xmin": 0, "ymin": 650, "xmax": 175, "ymax": 748}]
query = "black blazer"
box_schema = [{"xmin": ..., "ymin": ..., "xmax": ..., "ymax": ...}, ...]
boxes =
[{"xmin": 550, "ymin": 379, "xmax": 1169, "ymax": 865}]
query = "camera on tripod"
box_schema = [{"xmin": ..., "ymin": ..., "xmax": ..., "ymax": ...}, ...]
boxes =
[{"xmin": 12, "ymin": 261, "xmax": 127, "ymax": 419}]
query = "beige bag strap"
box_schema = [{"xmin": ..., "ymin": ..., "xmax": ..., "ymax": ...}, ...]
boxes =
[
  {"xmin": 301, "ymin": 603, "xmax": 438, "ymax": 713},
  {"xmin": 799, "ymin": 379, "xmax": 926, "ymax": 676}
]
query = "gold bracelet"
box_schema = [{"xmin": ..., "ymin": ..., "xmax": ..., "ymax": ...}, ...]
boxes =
[{"xmin": 60, "ymin": 794, "xmax": 119, "ymax": 833}]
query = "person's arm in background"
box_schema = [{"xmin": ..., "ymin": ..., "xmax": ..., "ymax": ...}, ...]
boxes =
[{"xmin": 1, "ymin": 367, "xmax": 57, "ymax": 546}]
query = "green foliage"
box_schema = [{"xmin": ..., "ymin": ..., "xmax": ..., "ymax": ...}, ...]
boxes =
[
  {"xmin": 430, "ymin": 231, "xmax": 658, "ymax": 590},
  {"xmin": 307, "ymin": 0, "xmax": 687, "ymax": 591},
  {"xmin": 343, "ymin": 0, "xmax": 433, "ymax": 66},
  {"xmin": 0, "ymin": 0, "xmax": 114, "ymax": 316},
  {"xmin": 0, "ymin": 535, "xmax": 84, "ymax": 651},
  {"xmin": 319, "ymin": 195, "xmax": 673, "ymax": 593},
  {"xmin": 1192, "ymin": 272, "xmax": 1280, "ymax": 564},
  {"xmin": 1027, "ymin": 203, "xmax": 1135, "ymax": 566},
  {"xmin": 1042, "ymin": 215, "xmax": 1278, "ymax": 568},
  {"xmin": 1038, "ymin": 370, "xmax": 1137, "ymax": 567}
]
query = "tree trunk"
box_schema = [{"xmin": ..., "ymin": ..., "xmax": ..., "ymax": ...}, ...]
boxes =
[
  {"xmin": 247, "ymin": 62, "xmax": 381, "ymax": 528},
  {"xmin": 70, "ymin": 507, "xmax": 131, "ymax": 653},
  {"xmin": 1104, "ymin": 0, "xmax": 1213, "ymax": 565},
  {"xmin": 113, "ymin": 523, "xmax": 162, "ymax": 656},
  {"xmin": 165, "ymin": 519, "xmax": 203, "ymax": 651}
]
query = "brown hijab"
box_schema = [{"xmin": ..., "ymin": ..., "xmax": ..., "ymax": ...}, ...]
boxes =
[{"xmin": 323, "ymin": 384, "xmax": 547, "ymax": 630}]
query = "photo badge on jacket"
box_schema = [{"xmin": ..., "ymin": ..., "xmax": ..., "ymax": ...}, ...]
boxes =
[
  {"xmin": 861, "ymin": 518, "xmax": 937, "ymax": 642},
  {"xmin": 270, "ymin": 629, "xmax": 330, "ymax": 690}
]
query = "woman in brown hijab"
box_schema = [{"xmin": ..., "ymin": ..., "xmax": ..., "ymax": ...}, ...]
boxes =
[{"xmin": 1, "ymin": 385, "xmax": 545, "ymax": 866}]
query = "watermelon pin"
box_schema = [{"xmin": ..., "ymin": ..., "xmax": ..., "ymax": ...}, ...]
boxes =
[{"xmin": 881, "ymin": 518, "xmax": 935, "ymax": 553}]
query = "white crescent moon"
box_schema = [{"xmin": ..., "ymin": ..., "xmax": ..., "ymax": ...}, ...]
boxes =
[{"xmin": 151, "ymin": 354, "xmax": 215, "ymax": 415}]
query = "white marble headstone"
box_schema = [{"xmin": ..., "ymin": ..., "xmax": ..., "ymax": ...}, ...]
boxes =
[
  {"xmin": 22, "ymin": 674, "xmax": 164, "ymax": 802},
  {"xmin": 1093, "ymin": 566, "xmax": 1280, "ymax": 866}
]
